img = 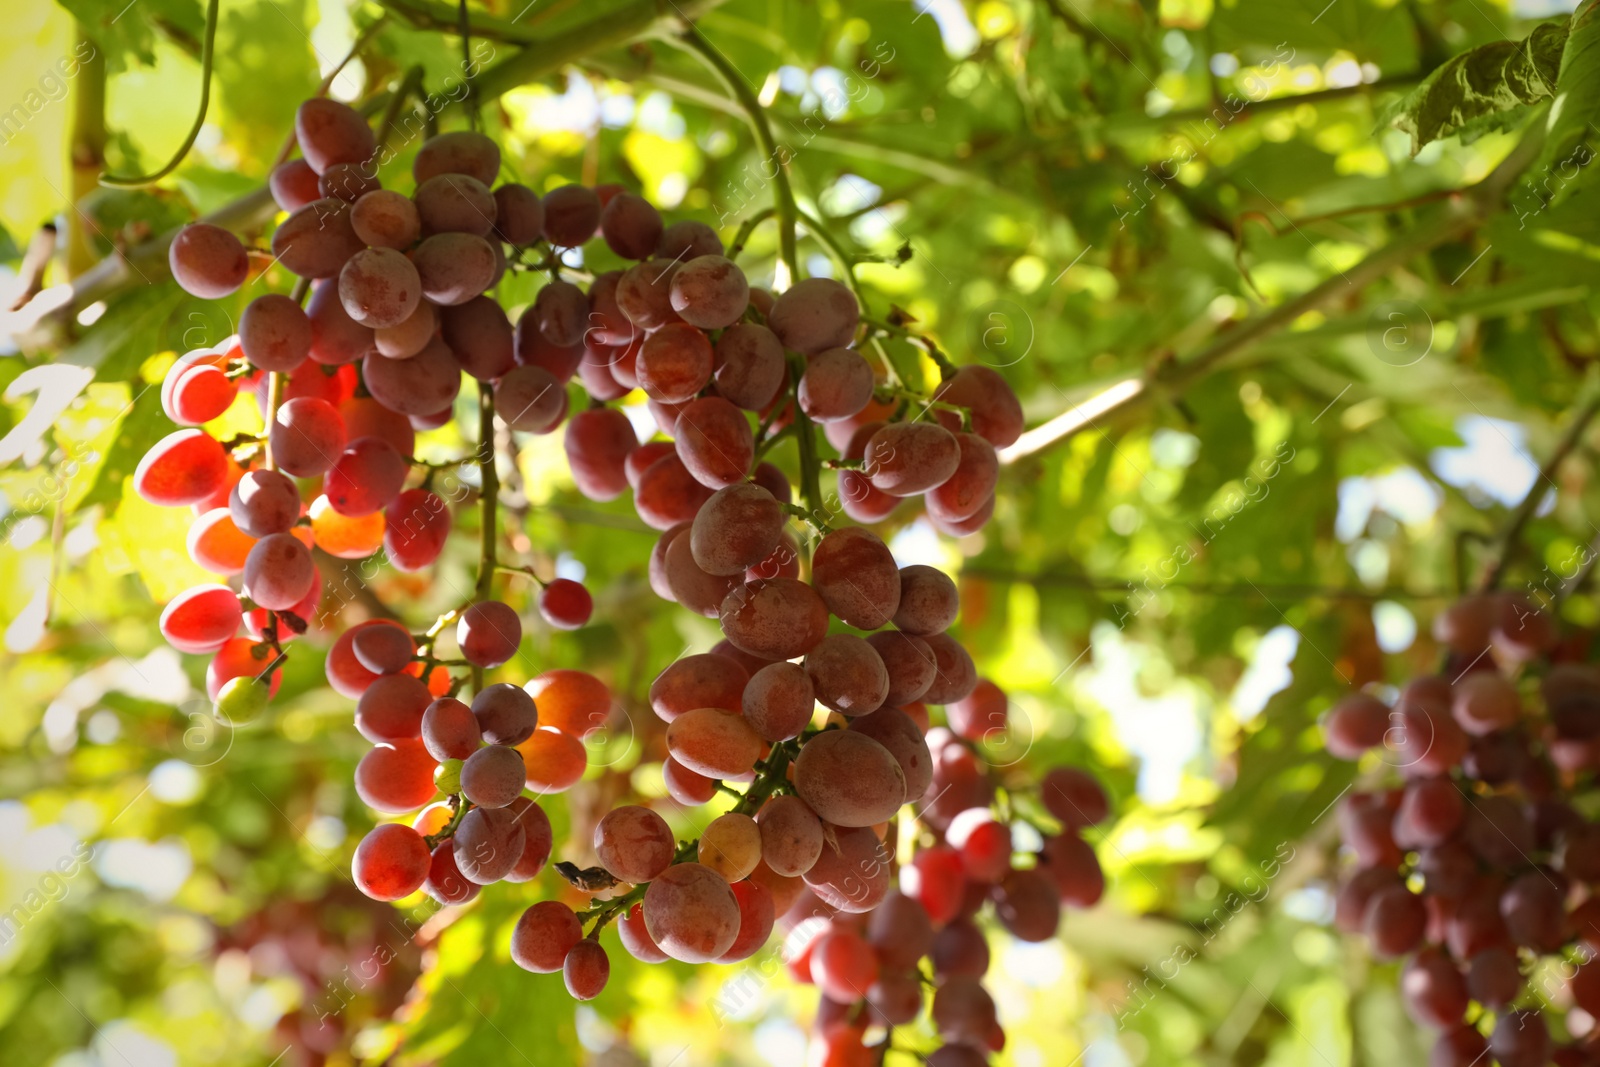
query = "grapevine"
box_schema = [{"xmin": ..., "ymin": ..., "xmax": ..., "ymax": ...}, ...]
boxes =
[{"xmin": 134, "ymin": 60, "xmax": 1106, "ymax": 1064}]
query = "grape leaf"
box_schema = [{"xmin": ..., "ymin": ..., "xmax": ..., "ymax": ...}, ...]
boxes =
[{"xmin": 1391, "ymin": 18, "xmax": 1569, "ymax": 153}]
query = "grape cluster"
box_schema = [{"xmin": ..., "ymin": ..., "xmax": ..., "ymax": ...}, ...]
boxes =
[
  {"xmin": 138, "ymin": 91, "xmax": 1105, "ymax": 1058},
  {"xmin": 1324, "ymin": 591, "xmax": 1600, "ymax": 1067}
]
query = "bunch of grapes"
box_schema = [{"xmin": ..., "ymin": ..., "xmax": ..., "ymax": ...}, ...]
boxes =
[
  {"xmin": 133, "ymin": 90, "xmax": 1105, "ymax": 1061},
  {"xmin": 1324, "ymin": 591, "xmax": 1600, "ymax": 1067}
]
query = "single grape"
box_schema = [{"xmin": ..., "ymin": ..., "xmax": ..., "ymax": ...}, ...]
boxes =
[
  {"xmin": 413, "ymin": 130, "xmax": 500, "ymax": 186},
  {"xmin": 504, "ymin": 797, "xmax": 555, "ymax": 882},
  {"xmin": 1365, "ymin": 883, "xmax": 1426, "ymax": 958},
  {"xmin": 799, "ymin": 347, "xmax": 874, "ymax": 423},
  {"xmin": 650, "ymin": 653, "xmax": 749, "ymax": 722},
  {"xmin": 542, "ymin": 184, "xmax": 602, "ymax": 246},
  {"xmin": 757, "ymin": 795, "xmax": 825, "ymax": 877},
  {"xmin": 993, "ymin": 867, "xmax": 1060, "ymax": 942},
  {"xmin": 669, "ymin": 254, "xmax": 749, "ymax": 329},
  {"xmin": 536, "ymin": 578, "xmax": 592, "ymax": 630},
  {"xmin": 440, "ymin": 296, "xmax": 514, "ymax": 381},
  {"xmin": 269, "ymin": 158, "xmax": 320, "ymax": 212},
  {"xmin": 805, "ymin": 826, "xmax": 891, "ymax": 913},
  {"xmin": 352, "ymin": 823, "xmax": 429, "ymax": 901},
  {"xmin": 564, "ymin": 407, "xmax": 638, "ymax": 502},
  {"xmin": 766, "ymin": 277, "xmax": 859, "ymax": 354},
  {"xmin": 414, "ymin": 173, "xmax": 497, "ymax": 237},
  {"xmin": 384, "ymin": 488, "xmax": 452, "ymax": 571},
  {"xmin": 350, "ymin": 188, "xmax": 421, "ymax": 250},
  {"xmin": 918, "ymin": 633, "xmax": 978, "ymax": 705},
  {"xmin": 699, "ymin": 812, "xmax": 762, "ymax": 882},
  {"xmin": 714, "ymin": 322, "xmax": 786, "ymax": 410},
  {"xmin": 472, "ymin": 683, "xmax": 539, "ymax": 746},
  {"xmin": 637, "ymin": 323, "xmax": 714, "ymax": 403},
  {"xmin": 741, "ymin": 661, "xmax": 815, "ymax": 742},
  {"xmin": 511, "ymin": 900, "xmax": 582, "ymax": 973},
  {"xmin": 453, "ymin": 805, "xmax": 526, "ymax": 884},
  {"xmin": 595, "ymin": 805, "xmax": 676, "ymax": 884},
  {"xmin": 674, "ymin": 396, "xmax": 756, "ymax": 489},
  {"xmin": 794, "ymin": 730, "xmax": 906, "ymax": 827},
  {"xmin": 354, "ymin": 672, "xmax": 431, "ymax": 743},
  {"xmin": 864, "ymin": 422, "xmax": 962, "ymax": 496},
  {"xmin": 272, "ymin": 199, "xmax": 367, "ymax": 279},
  {"xmin": 811, "ymin": 527, "xmax": 901, "ymax": 630},
  {"xmin": 163, "ymin": 362, "xmax": 237, "ymax": 425},
  {"xmin": 848, "ymin": 706, "xmax": 934, "ymax": 799},
  {"xmin": 243, "ymin": 532, "xmax": 315, "ymax": 611},
  {"xmin": 1039, "ymin": 832, "xmax": 1104, "ymax": 907},
  {"xmin": 718, "ymin": 577, "xmax": 831, "ymax": 661},
  {"xmin": 928, "ymin": 432, "xmax": 999, "ymax": 522},
  {"xmin": 169, "ymin": 223, "xmax": 249, "ymax": 299},
  {"xmin": 616, "ymin": 257, "xmax": 683, "ymax": 331},
  {"xmin": 892, "ymin": 565, "xmax": 959, "ymax": 635},
  {"xmin": 413, "ymin": 232, "xmax": 497, "ymax": 306},
  {"xmin": 456, "ymin": 600, "xmax": 522, "ymax": 668},
  {"xmin": 493, "ymin": 183, "xmax": 544, "ymax": 245},
  {"xmin": 213, "ymin": 675, "xmax": 269, "ymax": 726},
  {"xmin": 295, "ymin": 98, "xmax": 375, "ymax": 173},
  {"xmin": 634, "ymin": 452, "xmax": 716, "ymax": 530},
  {"xmin": 599, "ymin": 192, "xmax": 663, "ymax": 259},
  {"xmin": 239, "ymin": 294, "xmax": 312, "ymax": 373},
  {"xmin": 1451, "ymin": 671, "xmax": 1522, "ymax": 736},
  {"xmin": 306, "ymin": 278, "xmax": 374, "ymax": 365},
  {"xmin": 931, "ymin": 365, "xmax": 1025, "ymax": 449},
  {"xmin": 322, "ymin": 436, "xmax": 407, "ymax": 517},
  {"xmin": 229, "ymin": 469, "xmax": 299, "ymax": 538},
  {"xmin": 804, "ymin": 635, "xmax": 890, "ymax": 716},
  {"xmin": 353, "ymin": 739, "xmax": 437, "ymax": 813},
  {"xmin": 135, "ymin": 428, "xmax": 228, "ymax": 507},
  {"xmin": 665, "ymin": 706, "xmax": 763, "ymax": 779},
  {"xmin": 361, "ymin": 338, "xmax": 461, "ymax": 416},
  {"xmin": 460, "ymin": 745, "xmax": 526, "ymax": 808},
  {"xmin": 642, "ymin": 863, "xmax": 741, "ymax": 963},
  {"xmin": 864, "ymin": 631, "xmax": 935, "ymax": 706},
  {"xmin": 421, "ymin": 697, "xmax": 480, "ymax": 761},
  {"xmin": 517, "ymin": 726, "xmax": 588, "ymax": 793},
  {"xmin": 525, "ymin": 669, "xmax": 612, "ymax": 738},
  {"xmin": 563, "ymin": 939, "xmax": 610, "ymax": 1001},
  {"xmin": 662, "ymin": 755, "xmax": 717, "ymax": 805}
]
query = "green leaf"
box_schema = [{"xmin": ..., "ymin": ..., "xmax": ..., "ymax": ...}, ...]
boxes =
[
  {"xmin": 75, "ymin": 382, "xmax": 164, "ymax": 514},
  {"xmin": 1543, "ymin": 0, "xmax": 1600, "ymax": 172},
  {"xmin": 1392, "ymin": 18, "xmax": 1568, "ymax": 153},
  {"xmin": 59, "ymin": 282, "xmax": 188, "ymax": 381}
]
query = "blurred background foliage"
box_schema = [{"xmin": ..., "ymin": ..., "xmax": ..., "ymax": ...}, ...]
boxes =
[{"xmin": 2, "ymin": 0, "xmax": 1599, "ymax": 1065}]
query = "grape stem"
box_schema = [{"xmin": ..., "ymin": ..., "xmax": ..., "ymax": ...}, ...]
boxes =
[
  {"xmin": 472, "ymin": 381, "xmax": 499, "ymax": 694},
  {"xmin": 100, "ymin": 0, "xmax": 220, "ymax": 186},
  {"xmin": 862, "ymin": 316, "xmax": 959, "ymax": 379},
  {"xmin": 671, "ymin": 26, "xmax": 828, "ymax": 521},
  {"xmin": 1479, "ymin": 382, "xmax": 1600, "ymax": 592},
  {"xmin": 375, "ymin": 65, "xmax": 426, "ymax": 152},
  {"xmin": 494, "ymin": 562, "xmax": 548, "ymax": 588},
  {"xmin": 672, "ymin": 24, "xmax": 797, "ymax": 280},
  {"xmin": 423, "ymin": 795, "xmax": 473, "ymax": 849},
  {"xmin": 780, "ymin": 500, "xmax": 833, "ymax": 537},
  {"xmin": 727, "ymin": 206, "xmax": 777, "ymax": 259}
]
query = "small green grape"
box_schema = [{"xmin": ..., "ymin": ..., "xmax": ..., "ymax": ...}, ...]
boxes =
[
  {"xmin": 434, "ymin": 758, "xmax": 464, "ymax": 795},
  {"xmin": 214, "ymin": 675, "xmax": 269, "ymax": 726}
]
